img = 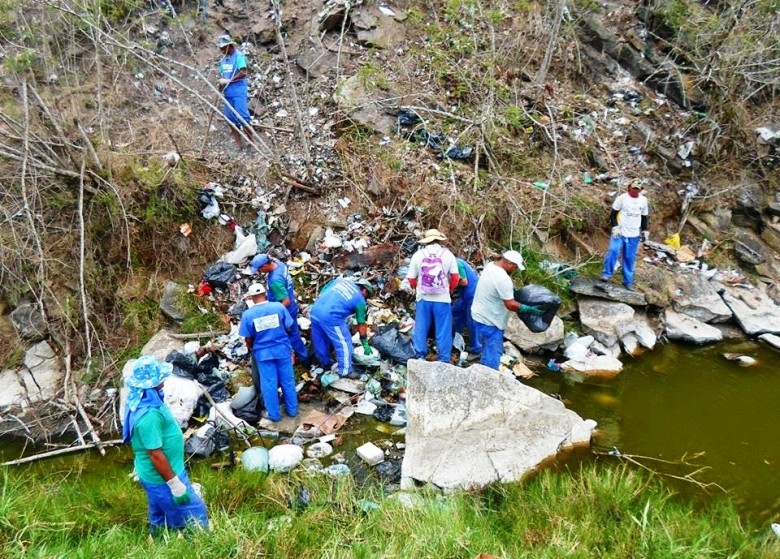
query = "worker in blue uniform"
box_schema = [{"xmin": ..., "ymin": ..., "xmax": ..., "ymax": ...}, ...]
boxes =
[
  {"xmin": 239, "ymin": 283, "xmax": 298, "ymax": 422},
  {"xmin": 452, "ymin": 258, "xmax": 481, "ymax": 357},
  {"xmin": 309, "ymin": 278, "xmax": 374, "ymax": 379},
  {"xmin": 250, "ymin": 254, "xmax": 308, "ymax": 364}
]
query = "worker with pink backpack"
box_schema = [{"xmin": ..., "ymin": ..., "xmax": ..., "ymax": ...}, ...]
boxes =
[{"xmin": 406, "ymin": 229, "xmax": 460, "ymax": 362}]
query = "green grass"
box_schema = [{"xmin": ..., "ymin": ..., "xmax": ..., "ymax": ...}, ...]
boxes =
[{"xmin": 0, "ymin": 460, "xmax": 775, "ymax": 558}]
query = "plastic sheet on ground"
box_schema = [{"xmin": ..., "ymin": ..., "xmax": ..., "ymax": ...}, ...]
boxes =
[{"xmin": 298, "ymin": 410, "xmax": 348, "ymax": 435}]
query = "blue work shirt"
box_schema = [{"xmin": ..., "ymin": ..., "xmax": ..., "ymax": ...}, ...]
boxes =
[
  {"xmin": 456, "ymin": 258, "xmax": 479, "ymax": 299},
  {"xmin": 239, "ymin": 301, "xmax": 293, "ymax": 361},
  {"xmin": 219, "ymin": 49, "xmax": 248, "ymax": 99},
  {"xmin": 310, "ymin": 279, "xmax": 366, "ymax": 326},
  {"xmin": 267, "ymin": 260, "xmax": 299, "ymax": 316}
]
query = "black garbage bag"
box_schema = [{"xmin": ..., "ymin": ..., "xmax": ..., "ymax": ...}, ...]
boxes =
[
  {"xmin": 373, "ymin": 404, "xmax": 394, "ymax": 422},
  {"xmin": 195, "ymin": 354, "xmax": 223, "ymax": 387},
  {"xmin": 165, "ymin": 350, "xmax": 197, "ymax": 380},
  {"xmin": 372, "ymin": 325, "xmax": 416, "ymax": 364},
  {"xmin": 397, "ymin": 108, "xmax": 422, "ymax": 127},
  {"xmin": 233, "ymin": 393, "xmax": 263, "ymax": 423},
  {"xmin": 441, "ymin": 145, "xmax": 474, "ymax": 161},
  {"xmin": 202, "ymin": 260, "xmax": 237, "ymax": 288},
  {"xmin": 185, "ymin": 425, "xmax": 231, "ymax": 458},
  {"xmin": 192, "ymin": 381, "xmax": 230, "ymax": 419},
  {"xmin": 514, "ymin": 285, "xmax": 561, "ymax": 333}
]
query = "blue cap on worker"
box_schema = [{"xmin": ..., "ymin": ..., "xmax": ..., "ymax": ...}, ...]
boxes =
[{"xmin": 250, "ymin": 254, "xmax": 270, "ymax": 274}]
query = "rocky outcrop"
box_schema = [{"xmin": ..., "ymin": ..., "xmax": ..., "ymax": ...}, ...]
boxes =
[
  {"xmin": 9, "ymin": 303, "xmax": 47, "ymax": 341},
  {"xmin": 664, "ymin": 310, "xmax": 723, "ymax": 344},
  {"xmin": 569, "ymin": 277, "xmax": 647, "ymax": 306},
  {"xmin": 332, "ymin": 74, "xmax": 396, "ymax": 135},
  {"xmin": 401, "ymin": 360, "xmax": 596, "ymax": 490},
  {"xmin": 504, "ymin": 314, "xmax": 564, "ymax": 353},
  {"xmin": 577, "ymin": 297, "xmax": 636, "ymax": 347},
  {"xmin": 160, "ymin": 281, "xmax": 188, "ymax": 322},
  {"xmin": 720, "ymin": 285, "xmax": 780, "ymax": 335},
  {"xmin": 0, "ymin": 341, "xmax": 62, "ymax": 409},
  {"xmin": 669, "ymin": 273, "xmax": 732, "ymax": 323}
]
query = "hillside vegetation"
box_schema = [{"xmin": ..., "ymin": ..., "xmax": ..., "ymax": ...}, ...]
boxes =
[{"xmin": 0, "ymin": 0, "xmax": 777, "ymax": 377}]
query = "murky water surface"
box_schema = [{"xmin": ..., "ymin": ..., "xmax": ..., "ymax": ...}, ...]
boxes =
[
  {"xmin": 528, "ymin": 339, "xmax": 780, "ymax": 522},
  {"xmin": 2, "ymin": 340, "xmax": 779, "ymax": 522}
]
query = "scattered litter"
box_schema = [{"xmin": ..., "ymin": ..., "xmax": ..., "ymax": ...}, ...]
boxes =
[
  {"xmin": 269, "ymin": 444, "xmax": 304, "ymax": 472},
  {"xmin": 356, "ymin": 442, "xmax": 385, "ymax": 466},
  {"xmin": 242, "ymin": 447, "xmax": 270, "ymax": 472}
]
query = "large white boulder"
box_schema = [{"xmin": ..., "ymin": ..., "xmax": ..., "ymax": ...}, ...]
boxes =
[
  {"xmin": 21, "ymin": 341, "xmax": 62, "ymax": 403},
  {"xmin": 670, "ymin": 273, "xmax": 732, "ymax": 323},
  {"xmin": 401, "ymin": 360, "xmax": 596, "ymax": 490}
]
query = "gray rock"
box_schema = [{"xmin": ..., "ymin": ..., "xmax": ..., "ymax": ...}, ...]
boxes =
[
  {"xmin": 401, "ymin": 360, "xmax": 596, "ymax": 490},
  {"xmin": 664, "ymin": 310, "xmax": 723, "ymax": 344},
  {"xmin": 296, "ymin": 49, "xmax": 338, "ymax": 78},
  {"xmin": 159, "ymin": 281, "xmax": 187, "ymax": 322},
  {"xmin": 578, "ymin": 297, "xmax": 636, "ymax": 347},
  {"xmin": 9, "ymin": 303, "xmax": 47, "ymax": 341},
  {"xmin": 721, "ymin": 285, "xmax": 780, "ymax": 335},
  {"xmin": 353, "ymin": 6, "xmax": 406, "ymax": 49},
  {"xmin": 21, "ymin": 341, "xmax": 62, "ymax": 403},
  {"xmin": 140, "ymin": 328, "xmax": 181, "ymax": 360},
  {"xmin": 735, "ymin": 182, "xmax": 765, "ymax": 214},
  {"xmin": 504, "ymin": 314, "xmax": 564, "ymax": 353},
  {"xmin": 733, "ymin": 228, "xmax": 767, "ymax": 265},
  {"xmin": 758, "ymin": 333, "xmax": 780, "ymax": 350},
  {"xmin": 332, "ymin": 75, "xmax": 396, "ymax": 135},
  {"xmin": 669, "ymin": 272, "xmax": 732, "ymax": 323},
  {"xmin": 569, "ymin": 277, "xmax": 647, "ymax": 306},
  {"xmin": 768, "ymin": 203, "xmax": 780, "ymax": 217},
  {"xmin": 761, "ymin": 223, "xmax": 780, "ymax": 253},
  {"xmin": 0, "ymin": 370, "xmax": 26, "ymax": 408},
  {"xmin": 699, "ymin": 208, "xmax": 732, "ymax": 235}
]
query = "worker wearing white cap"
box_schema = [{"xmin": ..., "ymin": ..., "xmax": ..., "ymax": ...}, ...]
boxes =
[
  {"xmin": 238, "ymin": 283, "xmax": 298, "ymax": 422},
  {"xmin": 470, "ymin": 250, "xmax": 544, "ymax": 370}
]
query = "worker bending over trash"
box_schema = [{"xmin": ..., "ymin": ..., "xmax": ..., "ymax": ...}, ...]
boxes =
[
  {"xmin": 239, "ymin": 283, "xmax": 298, "ymax": 423},
  {"xmin": 471, "ymin": 251, "xmax": 545, "ymax": 370},
  {"xmin": 310, "ymin": 278, "xmax": 375, "ymax": 379},
  {"xmin": 452, "ymin": 257, "xmax": 481, "ymax": 358},
  {"xmin": 251, "ymin": 253, "xmax": 309, "ymax": 364}
]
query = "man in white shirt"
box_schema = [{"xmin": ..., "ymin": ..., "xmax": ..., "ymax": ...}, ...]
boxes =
[
  {"xmin": 471, "ymin": 251, "xmax": 544, "ymax": 370},
  {"xmin": 406, "ymin": 229, "xmax": 460, "ymax": 362},
  {"xmin": 600, "ymin": 182, "xmax": 649, "ymax": 290}
]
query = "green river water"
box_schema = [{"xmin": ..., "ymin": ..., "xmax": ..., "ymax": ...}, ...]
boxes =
[{"xmin": 2, "ymin": 339, "xmax": 778, "ymax": 524}]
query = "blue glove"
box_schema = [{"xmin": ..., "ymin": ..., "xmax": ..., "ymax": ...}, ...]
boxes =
[{"xmin": 519, "ymin": 304, "xmax": 545, "ymax": 316}]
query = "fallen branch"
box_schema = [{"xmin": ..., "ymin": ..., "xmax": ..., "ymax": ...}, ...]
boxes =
[
  {"xmin": 170, "ymin": 330, "xmax": 229, "ymax": 340},
  {"xmin": 1, "ymin": 439, "xmax": 123, "ymax": 466}
]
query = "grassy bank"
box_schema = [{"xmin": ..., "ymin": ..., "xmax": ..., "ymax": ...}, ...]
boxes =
[{"xmin": 1, "ymin": 456, "xmax": 776, "ymax": 558}]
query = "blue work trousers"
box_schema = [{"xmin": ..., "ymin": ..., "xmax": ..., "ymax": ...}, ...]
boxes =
[
  {"xmin": 140, "ymin": 470, "xmax": 208, "ymax": 533},
  {"xmin": 602, "ymin": 235, "xmax": 641, "ymax": 287},
  {"xmin": 311, "ymin": 319, "xmax": 354, "ymax": 377},
  {"xmin": 413, "ymin": 299, "xmax": 453, "ymax": 362},
  {"xmin": 287, "ymin": 312, "xmax": 309, "ymax": 362},
  {"xmin": 475, "ymin": 321, "xmax": 505, "ymax": 370},
  {"xmin": 253, "ymin": 352, "xmax": 298, "ymax": 422},
  {"xmin": 224, "ymin": 94, "xmax": 250, "ymax": 129},
  {"xmin": 452, "ymin": 295, "xmax": 481, "ymax": 355}
]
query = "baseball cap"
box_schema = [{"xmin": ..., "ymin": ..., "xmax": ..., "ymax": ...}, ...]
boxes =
[
  {"xmin": 250, "ymin": 254, "xmax": 270, "ymax": 274},
  {"xmin": 245, "ymin": 283, "xmax": 266, "ymax": 297},
  {"xmin": 502, "ymin": 250, "xmax": 525, "ymax": 270}
]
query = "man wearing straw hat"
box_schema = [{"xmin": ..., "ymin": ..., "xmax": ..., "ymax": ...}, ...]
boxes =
[
  {"xmin": 406, "ymin": 229, "xmax": 460, "ymax": 362},
  {"xmin": 123, "ymin": 356, "xmax": 209, "ymax": 533}
]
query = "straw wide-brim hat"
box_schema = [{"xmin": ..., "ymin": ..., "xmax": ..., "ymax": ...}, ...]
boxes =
[{"xmin": 418, "ymin": 228, "xmax": 447, "ymax": 244}]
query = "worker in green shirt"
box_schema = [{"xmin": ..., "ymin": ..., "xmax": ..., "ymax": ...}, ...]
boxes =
[{"xmin": 123, "ymin": 356, "xmax": 209, "ymax": 533}]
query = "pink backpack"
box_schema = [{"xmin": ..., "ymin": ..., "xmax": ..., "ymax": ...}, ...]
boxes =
[{"xmin": 419, "ymin": 248, "xmax": 447, "ymax": 295}]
